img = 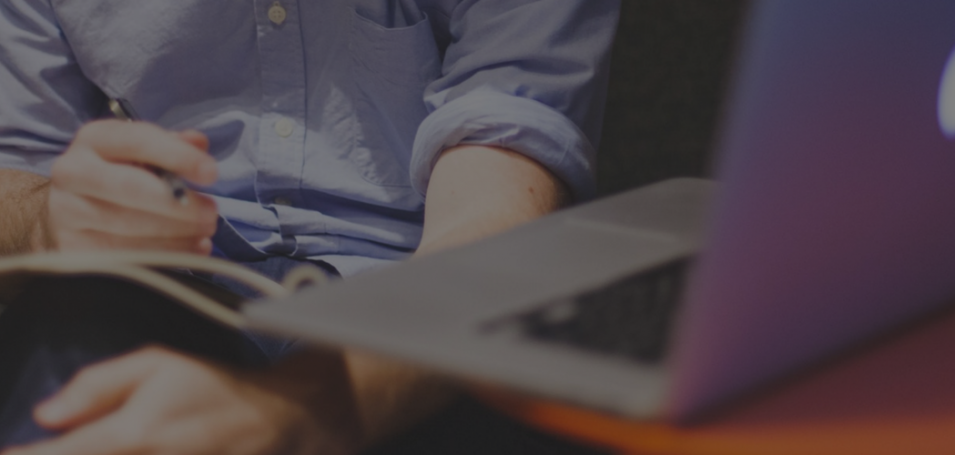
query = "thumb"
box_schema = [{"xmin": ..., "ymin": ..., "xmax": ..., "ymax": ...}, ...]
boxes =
[{"xmin": 34, "ymin": 348, "xmax": 160, "ymax": 429}]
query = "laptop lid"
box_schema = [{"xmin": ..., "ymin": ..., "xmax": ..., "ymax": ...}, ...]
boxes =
[{"xmin": 666, "ymin": 0, "xmax": 955, "ymax": 419}]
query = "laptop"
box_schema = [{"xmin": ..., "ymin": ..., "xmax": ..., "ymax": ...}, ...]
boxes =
[{"xmin": 245, "ymin": 0, "xmax": 955, "ymax": 421}]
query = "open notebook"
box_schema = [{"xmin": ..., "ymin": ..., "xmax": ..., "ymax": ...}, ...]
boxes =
[{"xmin": 0, "ymin": 251, "xmax": 328, "ymax": 329}]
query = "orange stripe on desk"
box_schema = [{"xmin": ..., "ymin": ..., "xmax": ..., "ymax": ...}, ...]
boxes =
[{"xmin": 478, "ymin": 304, "xmax": 955, "ymax": 455}]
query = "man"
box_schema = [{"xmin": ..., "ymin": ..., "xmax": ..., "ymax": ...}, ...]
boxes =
[{"xmin": 0, "ymin": 0, "xmax": 619, "ymax": 453}]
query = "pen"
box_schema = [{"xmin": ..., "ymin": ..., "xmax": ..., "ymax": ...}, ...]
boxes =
[{"xmin": 108, "ymin": 98, "xmax": 190, "ymax": 205}]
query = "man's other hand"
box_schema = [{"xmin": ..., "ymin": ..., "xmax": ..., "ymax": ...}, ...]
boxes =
[
  {"xmin": 48, "ymin": 120, "xmax": 219, "ymax": 254},
  {"xmin": 1, "ymin": 346, "xmax": 362, "ymax": 455}
]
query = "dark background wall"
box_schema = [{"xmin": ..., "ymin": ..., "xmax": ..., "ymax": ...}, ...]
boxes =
[{"xmin": 596, "ymin": 0, "xmax": 750, "ymax": 196}]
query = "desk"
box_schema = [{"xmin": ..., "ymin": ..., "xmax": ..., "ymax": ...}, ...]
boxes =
[{"xmin": 483, "ymin": 306, "xmax": 955, "ymax": 455}]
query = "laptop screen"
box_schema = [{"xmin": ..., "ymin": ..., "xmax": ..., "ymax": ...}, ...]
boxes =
[{"xmin": 668, "ymin": 0, "xmax": 955, "ymax": 418}]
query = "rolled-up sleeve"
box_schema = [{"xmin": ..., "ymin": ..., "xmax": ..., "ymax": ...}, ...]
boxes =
[
  {"xmin": 410, "ymin": 0, "xmax": 620, "ymax": 201},
  {"xmin": 0, "ymin": 0, "xmax": 104, "ymax": 176}
]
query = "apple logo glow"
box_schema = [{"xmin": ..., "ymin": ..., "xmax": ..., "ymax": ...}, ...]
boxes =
[{"xmin": 938, "ymin": 45, "xmax": 955, "ymax": 139}]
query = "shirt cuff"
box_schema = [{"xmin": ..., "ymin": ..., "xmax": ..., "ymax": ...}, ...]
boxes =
[
  {"xmin": 410, "ymin": 89, "xmax": 597, "ymax": 201},
  {"xmin": 0, "ymin": 149, "xmax": 60, "ymax": 178}
]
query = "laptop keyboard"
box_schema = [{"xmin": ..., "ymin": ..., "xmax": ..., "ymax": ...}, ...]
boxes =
[{"xmin": 484, "ymin": 260, "xmax": 689, "ymax": 364}]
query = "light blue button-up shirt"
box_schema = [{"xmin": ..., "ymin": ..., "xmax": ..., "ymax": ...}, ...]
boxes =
[{"xmin": 0, "ymin": 0, "xmax": 619, "ymax": 276}]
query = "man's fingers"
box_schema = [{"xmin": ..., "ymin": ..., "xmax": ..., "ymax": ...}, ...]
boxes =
[
  {"xmin": 52, "ymin": 152, "xmax": 218, "ymax": 221},
  {"xmin": 178, "ymin": 129, "xmax": 210, "ymax": 151},
  {"xmin": 73, "ymin": 120, "xmax": 217, "ymax": 185},
  {"xmin": 50, "ymin": 190, "xmax": 217, "ymax": 239},
  {"xmin": 55, "ymin": 229, "xmax": 213, "ymax": 254},
  {"xmin": 32, "ymin": 349, "xmax": 169, "ymax": 430},
  {"xmin": 85, "ymin": 196, "xmax": 218, "ymax": 238},
  {"xmin": 3, "ymin": 416, "xmax": 138, "ymax": 455}
]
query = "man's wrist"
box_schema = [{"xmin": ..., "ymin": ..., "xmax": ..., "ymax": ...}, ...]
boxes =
[
  {"xmin": 0, "ymin": 169, "xmax": 53, "ymax": 255},
  {"xmin": 28, "ymin": 183, "xmax": 54, "ymax": 252}
]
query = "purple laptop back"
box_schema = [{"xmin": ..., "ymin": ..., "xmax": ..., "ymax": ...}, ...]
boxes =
[{"xmin": 667, "ymin": 0, "xmax": 955, "ymax": 419}]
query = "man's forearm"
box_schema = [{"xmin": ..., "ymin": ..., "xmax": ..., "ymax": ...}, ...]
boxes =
[
  {"xmin": 344, "ymin": 144, "xmax": 571, "ymax": 448},
  {"xmin": 0, "ymin": 169, "xmax": 51, "ymax": 255}
]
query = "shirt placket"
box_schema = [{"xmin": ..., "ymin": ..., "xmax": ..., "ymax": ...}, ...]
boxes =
[{"xmin": 253, "ymin": 0, "xmax": 307, "ymax": 255}]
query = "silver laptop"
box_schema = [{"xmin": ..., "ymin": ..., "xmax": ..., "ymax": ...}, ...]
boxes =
[{"xmin": 246, "ymin": 0, "xmax": 955, "ymax": 422}]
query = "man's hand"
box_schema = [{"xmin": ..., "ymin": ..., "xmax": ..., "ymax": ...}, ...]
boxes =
[
  {"xmin": 1, "ymin": 346, "xmax": 362, "ymax": 455},
  {"xmin": 48, "ymin": 120, "xmax": 219, "ymax": 254}
]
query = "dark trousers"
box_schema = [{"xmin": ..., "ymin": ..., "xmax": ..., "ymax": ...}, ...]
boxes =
[{"xmin": 0, "ymin": 257, "xmax": 607, "ymax": 454}]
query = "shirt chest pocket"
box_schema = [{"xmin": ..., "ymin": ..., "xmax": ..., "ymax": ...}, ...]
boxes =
[{"xmin": 347, "ymin": 4, "xmax": 442, "ymax": 189}]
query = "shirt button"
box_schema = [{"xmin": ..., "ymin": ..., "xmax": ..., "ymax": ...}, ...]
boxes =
[
  {"xmin": 268, "ymin": 2, "xmax": 287, "ymax": 25},
  {"xmin": 273, "ymin": 196, "xmax": 292, "ymax": 206},
  {"xmin": 274, "ymin": 118, "xmax": 294, "ymax": 137}
]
